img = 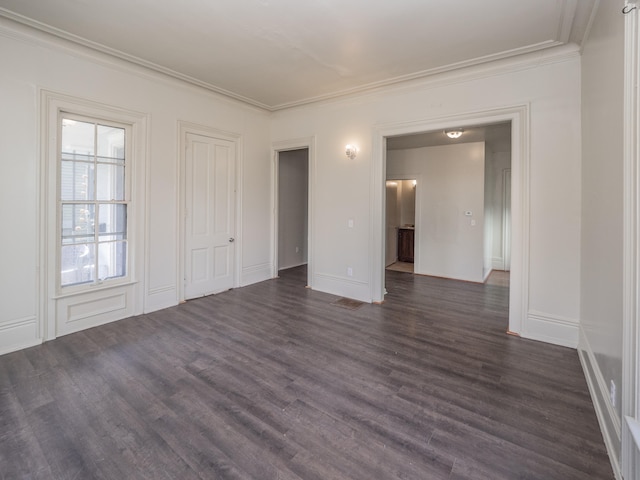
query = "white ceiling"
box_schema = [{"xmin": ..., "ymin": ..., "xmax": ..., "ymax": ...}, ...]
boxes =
[
  {"xmin": 387, "ymin": 122, "xmax": 512, "ymax": 151},
  {"xmin": 0, "ymin": 0, "xmax": 597, "ymax": 110}
]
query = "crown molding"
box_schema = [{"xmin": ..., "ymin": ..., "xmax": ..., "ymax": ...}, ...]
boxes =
[
  {"xmin": 272, "ymin": 43, "xmax": 581, "ymax": 113},
  {"xmin": 0, "ymin": 9, "xmax": 273, "ymax": 112},
  {"xmin": 0, "ymin": 8, "xmax": 581, "ymax": 113}
]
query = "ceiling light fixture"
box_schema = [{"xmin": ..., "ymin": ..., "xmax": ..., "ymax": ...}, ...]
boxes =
[{"xmin": 445, "ymin": 129, "xmax": 464, "ymax": 139}]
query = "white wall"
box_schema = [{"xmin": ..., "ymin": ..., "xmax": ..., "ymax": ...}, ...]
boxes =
[
  {"xmin": 399, "ymin": 180, "xmax": 416, "ymax": 227},
  {"xmin": 0, "ymin": 15, "xmax": 585, "ymax": 354},
  {"xmin": 483, "ymin": 150, "xmax": 494, "ymax": 281},
  {"xmin": 271, "ymin": 48, "xmax": 582, "ymax": 346},
  {"xmin": 388, "ymin": 143, "xmax": 485, "ymax": 282},
  {"xmin": 579, "ymin": 0, "xmax": 624, "ymax": 471},
  {"xmin": 278, "ymin": 149, "xmax": 308, "ymax": 270},
  {"xmin": 485, "ymin": 146, "xmax": 512, "ymax": 271},
  {"xmin": 0, "ymin": 19, "xmax": 271, "ymax": 354}
]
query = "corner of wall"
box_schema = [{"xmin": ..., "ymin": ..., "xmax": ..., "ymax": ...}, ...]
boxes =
[{"xmin": 578, "ymin": 325, "xmax": 623, "ymax": 479}]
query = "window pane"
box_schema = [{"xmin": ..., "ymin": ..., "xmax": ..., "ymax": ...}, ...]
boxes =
[
  {"xmin": 61, "ymin": 161, "xmax": 94, "ymax": 201},
  {"xmin": 98, "ymin": 241, "xmax": 127, "ymax": 280},
  {"xmin": 97, "ymin": 204, "xmax": 127, "ymax": 240},
  {"xmin": 59, "ymin": 116, "xmax": 129, "ymax": 289},
  {"xmin": 96, "ymin": 163, "xmax": 125, "ymax": 201},
  {"xmin": 61, "ymin": 119, "xmax": 94, "ymax": 159},
  {"xmin": 61, "ymin": 243, "xmax": 96, "ymax": 286},
  {"xmin": 97, "ymin": 124, "xmax": 125, "ymax": 163},
  {"xmin": 61, "ymin": 204, "xmax": 95, "ymax": 244}
]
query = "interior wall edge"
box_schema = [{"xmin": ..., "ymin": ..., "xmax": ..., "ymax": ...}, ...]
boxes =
[
  {"xmin": 522, "ymin": 310, "xmax": 579, "ymax": 348},
  {"xmin": 579, "ymin": 325, "xmax": 623, "ymax": 479}
]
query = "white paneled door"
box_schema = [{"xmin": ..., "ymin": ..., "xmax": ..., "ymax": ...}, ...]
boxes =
[{"xmin": 184, "ymin": 132, "xmax": 236, "ymax": 299}]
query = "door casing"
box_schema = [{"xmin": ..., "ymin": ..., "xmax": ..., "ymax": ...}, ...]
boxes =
[{"xmin": 271, "ymin": 136, "xmax": 316, "ymax": 288}]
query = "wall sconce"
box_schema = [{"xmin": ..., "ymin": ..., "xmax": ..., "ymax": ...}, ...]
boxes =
[
  {"xmin": 445, "ymin": 129, "xmax": 464, "ymax": 139},
  {"xmin": 345, "ymin": 144, "xmax": 358, "ymax": 159}
]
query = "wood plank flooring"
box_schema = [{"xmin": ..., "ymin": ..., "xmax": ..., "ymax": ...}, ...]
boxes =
[{"xmin": 0, "ymin": 266, "xmax": 613, "ymax": 479}]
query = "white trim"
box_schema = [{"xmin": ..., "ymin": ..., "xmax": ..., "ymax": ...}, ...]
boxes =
[
  {"xmin": 40, "ymin": 89, "xmax": 148, "ymax": 340},
  {"xmin": 0, "ymin": 316, "xmax": 38, "ymax": 331},
  {"xmin": 0, "ymin": 13, "xmax": 272, "ymax": 112},
  {"xmin": 0, "ymin": 13, "xmax": 581, "ymax": 112},
  {"xmin": 241, "ymin": 263, "xmax": 274, "ymax": 286},
  {"xmin": 177, "ymin": 121, "xmax": 242, "ymax": 302},
  {"xmin": 313, "ymin": 273, "xmax": 370, "ymax": 303},
  {"xmin": 372, "ymin": 105, "xmax": 529, "ymax": 337},
  {"xmin": 272, "ymin": 45, "xmax": 580, "ymax": 112},
  {"xmin": 0, "ymin": 336, "xmax": 42, "ymax": 356},
  {"xmin": 52, "ymin": 280, "xmax": 138, "ymax": 300},
  {"xmin": 623, "ymin": 3, "xmax": 640, "ymax": 479},
  {"xmin": 271, "ymin": 137, "xmax": 317, "ymax": 289},
  {"xmin": 578, "ymin": 0, "xmax": 602, "ymax": 52},
  {"xmin": 579, "ymin": 326, "xmax": 623, "ymax": 480},
  {"xmin": 524, "ymin": 310, "xmax": 579, "ymax": 348},
  {"xmin": 492, "ymin": 257, "xmax": 506, "ymax": 270},
  {"xmin": 556, "ymin": 0, "xmax": 578, "ymax": 43},
  {"xmin": 147, "ymin": 285, "xmax": 176, "ymax": 296}
]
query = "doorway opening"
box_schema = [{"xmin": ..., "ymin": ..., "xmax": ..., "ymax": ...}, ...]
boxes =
[
  {"xmin": 385, "ymin": 179, "xmax": 417, "ymax": 274},
  {"xmin": 382, "ymin": 120, "xmax": 513, "ymax": 322},
  {"xmin": 273, "ymin": 142, "xmax": 313, "ymax": 287}
]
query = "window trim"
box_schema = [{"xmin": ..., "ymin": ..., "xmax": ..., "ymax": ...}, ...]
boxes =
[
  {"xmin": 40, "ymin": 90, "xmax": 148, "ymax": 340},
  {"xmin": 57, "ymin": 112, "xmax": 133, "ymax": 293}
]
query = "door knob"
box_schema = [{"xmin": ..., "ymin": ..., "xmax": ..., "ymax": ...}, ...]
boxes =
[{"xmin": 229, "ymin": 237, "xmax": 235, "ymax": 243}]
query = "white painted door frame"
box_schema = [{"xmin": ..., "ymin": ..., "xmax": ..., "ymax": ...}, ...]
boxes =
[
  {"xmin": 622, "ymin": 4, "xmax": 640, "ymax": 478},
  {"xmin": 178, "ymin": 121, "xmax": 242, "ymax": 302},
  {"xmin": 372, "ymin": 105, "xmax": 529, "ymax": 336},
  {"xmin": 271, "ymin": 136, "xmax": 316, "ymax": 288}
]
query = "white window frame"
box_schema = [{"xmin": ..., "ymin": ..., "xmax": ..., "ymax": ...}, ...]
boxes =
[
  {"xmin": 40, "ymin": 91, "xmax": 148, "ymax": 340},
  {"xmin": 57, "ymin": 112, "xmax": 132, "ymax": 293}
]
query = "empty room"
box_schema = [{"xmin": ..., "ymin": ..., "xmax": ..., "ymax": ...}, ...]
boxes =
[{"xmin": 0, "ymin": 1, "xmax": 637, "ymax": 479}]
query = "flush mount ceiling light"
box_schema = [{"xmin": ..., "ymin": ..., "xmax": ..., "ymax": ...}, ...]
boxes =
[
  {"xmin": 445, "ymin": 129, "xmax": 464, "ymax": 139},
  {"xmin": 345, "ymin": 144, "xmax": 358, "ymax": 159}
]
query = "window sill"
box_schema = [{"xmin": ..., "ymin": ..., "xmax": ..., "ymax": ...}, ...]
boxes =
[{"xmin": 54, "ymin": 280, "xmax": 138, "ymax": 299}]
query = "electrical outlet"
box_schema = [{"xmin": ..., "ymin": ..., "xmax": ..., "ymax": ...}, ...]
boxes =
[
  {"xmin": 347, "ymin": 267, "xmax": 353, "ymax": 277},
  {"xmin": 295, "ymin": 246, "xmax": 299, "ymax": 253},
  {"xmin": 610, "ymin": 380, "xmax": 616, "ymax": 407}
]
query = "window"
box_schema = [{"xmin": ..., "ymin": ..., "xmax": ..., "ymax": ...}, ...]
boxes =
[{"xmin": 59, "ymin": 115, "xmax": 129, "ymax": 288}]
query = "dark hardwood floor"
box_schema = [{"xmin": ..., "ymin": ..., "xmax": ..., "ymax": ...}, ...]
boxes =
[{"xmin": 0, "ymin": 266, "xmax": 613, "ymax": 479}]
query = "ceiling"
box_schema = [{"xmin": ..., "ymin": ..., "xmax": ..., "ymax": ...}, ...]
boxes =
[
  {"xmin": 387, "ymin": 122, "xmax": 512, "ymax": 151},
  {"xmin": 0, "ymin": 0, "xmax": 597, "ymax": 111}
]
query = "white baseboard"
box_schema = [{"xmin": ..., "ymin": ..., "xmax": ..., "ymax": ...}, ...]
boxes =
[
  {"xmin": 0, "ymin": 317, "xmax": 41, "ymax": 356},
  {"xmin": 145, "ymin": 284, "xmax": 178, "ymax": 314},
  {"xmin": 313, "ymin": 272, "xmax": 371, "ymax": 303},
  {"xmin": 578, "ymin": 326, "xmax": 622, "ymax": 480},
  {"xmin": 241, "ymin": 262, "xmax": 272, "ymax": 287},
  {"xmin": 278, "ymin": 261, "xmax": 307, "ymax": 271},
  {"xmin": 483, "ymin": 268, "xmax": 492, "ymax": 282},
  {"xmin": 522, "ymin": 310, "xmax": 579, "ymax": 348}
]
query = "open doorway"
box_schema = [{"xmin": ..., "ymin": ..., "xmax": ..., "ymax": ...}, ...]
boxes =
[
  {"xmin": 276, "ymin": 148, "xmax": 309, "ymax": 279},
  {"xmin": 385, "ymin": 179, "xmax": 417, "ymax": 274},
  {"xmin": 384, "ymin": 122, "xmax": 512, "ymax": 290}
]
